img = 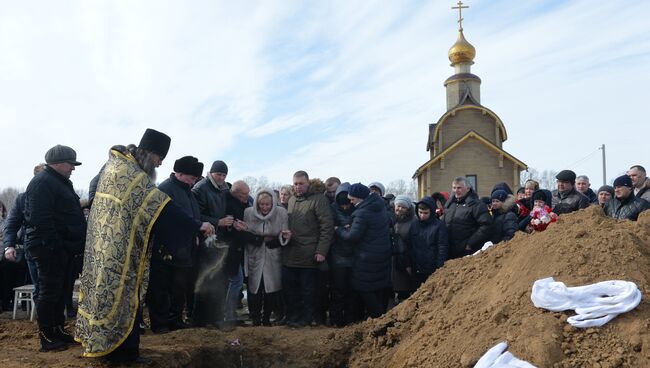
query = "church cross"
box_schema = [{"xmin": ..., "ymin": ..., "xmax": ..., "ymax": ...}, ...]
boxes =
[{"xmin": 452, "ymin": 1, "xmax": 469, "ymax": 31}]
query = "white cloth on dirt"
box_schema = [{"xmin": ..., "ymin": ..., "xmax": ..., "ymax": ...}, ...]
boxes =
[
  {"xmin": 474, "ymin": 342, "xmax": 536, "ymax": 368},
  {"xmin": 530, "ymin": 277, "xmax": 642, "ymax": 328},
  {"xmin": 471, "ymin": 241, "xmax": 495, "ymax": 256}
]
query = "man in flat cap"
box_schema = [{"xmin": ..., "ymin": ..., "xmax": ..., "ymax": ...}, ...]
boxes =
[
  {"xmin": 75, "ymin": 129, "xmax": 215, "ymax": 364},
  {"xmin": 551, "ymin": 169, "xmax": 590, "ymax": 215},
  {"xmin": 146, "ymin": 156, "xmax": 204, "ymax": 333},
  {"xmin": 604, "ymin": 175, "xmax": 650, "ymax": 221},
  {"xmin": 24, "ymin": 145, "xmax": 86, "ymax": 352}
]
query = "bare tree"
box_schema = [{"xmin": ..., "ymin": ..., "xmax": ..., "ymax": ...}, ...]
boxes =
[
  {"xmin": 242, "ymin": 176, "xmax": 285, "ymax": 194},
  {"xmin": 520, "ymin": 168, "xmax": 558, "ymax": 190},
  {"xmin": 385, "ymin": 179, "xmax": 418, "ymax": 199}
]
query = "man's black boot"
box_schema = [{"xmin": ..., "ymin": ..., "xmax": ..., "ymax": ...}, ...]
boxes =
[
  {"xmin": 39, "ymin": 328, "xmax": 67, "ymax": 352},
  {"xmin": 55, "ymin": 325, "xmax": 78, "ymax": 344}
]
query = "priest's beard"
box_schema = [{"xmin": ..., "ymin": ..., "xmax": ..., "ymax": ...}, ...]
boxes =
[{"xmin": 133, "ymin": 148, "xmax": 158, "ymax": 180}]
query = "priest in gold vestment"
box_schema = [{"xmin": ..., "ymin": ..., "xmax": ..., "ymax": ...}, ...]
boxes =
[{"xmin": 75, "ymin": 129, "xmax": 214, "ymax": 364}]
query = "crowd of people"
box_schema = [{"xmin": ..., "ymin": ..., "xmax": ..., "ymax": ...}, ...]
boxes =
[{"xmin": 0, "ymin": 127, "xmax": 648, "ymax": 363}]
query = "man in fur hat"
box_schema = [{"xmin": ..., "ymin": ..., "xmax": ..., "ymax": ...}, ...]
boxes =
[
  {"xmin": 75, "ymin": 129, "xmax": 215, "ymax": 364},
  {"xmin": 147, "ymin": 156, "xmax": 204, "ymax": 333}
]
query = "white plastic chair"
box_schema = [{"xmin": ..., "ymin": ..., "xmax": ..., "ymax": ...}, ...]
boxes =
[{"xmin": 12, "ymin": 284, "xmax": 36, "ymax": 321}]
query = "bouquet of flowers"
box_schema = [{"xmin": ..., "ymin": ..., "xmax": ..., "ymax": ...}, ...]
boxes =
[{"xmin": 530, "ymin": 205, "xmax": 557, "ymax": 232}]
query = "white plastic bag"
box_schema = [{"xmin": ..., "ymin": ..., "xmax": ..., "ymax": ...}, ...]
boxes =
[
  {"xmin": 474, "ymin": 342, "xmax": 536, "ymax": 368},
  {"xmin": 531, "ymin": 277, "xmax": 642, "ymax": 328}
]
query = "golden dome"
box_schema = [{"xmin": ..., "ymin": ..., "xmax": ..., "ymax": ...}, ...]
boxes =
[{"xmin": 448, "ymin": 30, "xmax": 475, "ymax": 64}]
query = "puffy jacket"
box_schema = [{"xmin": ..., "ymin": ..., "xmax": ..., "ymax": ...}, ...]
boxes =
[
  {"xmin": 329, "ymin": 182, "xmax": 355, "ymax": 268},
  {"xmin": 192, "ymin": 176, "xmax": 229, "ymax": 228},
  {"xmin": 490, "ymin": 209, "xmax": 518, "ymax": 244},
  {"xmin": 3, "ymin": 192, "xmax": 26, "ymax": 248},
  {"xmin": 24, "ymin": 166, "xmax": 86, "ymax": 254},
  {"xmin": 582, "ymin": 188, "xmax": 599, "ymax": 204},
  {"xmin": 284, "ymin": 187, "xmax": 334, "ymax": 268},
  {"xmin": 604, "ymin": 194, "xmax": 650, "ymax": 221},
  {"xmin": 551, "ymin": 187, "xmax": 589, "ymax": 215},
  {"xmin": 154, "ymin": 173, "xmax": 201, "ymax": 267},
  {"xmin": 336, "ymin": 193, "xmax": 391, "ymax": 291},
  {"xmin": 442, "ymin": 189, "xmax": 492, "ymax": 259},
  {"xmin": 408, "ymin": 197, "xmax": 448, "ymax": 275}
]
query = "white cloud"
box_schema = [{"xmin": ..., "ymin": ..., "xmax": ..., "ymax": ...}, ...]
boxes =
[{"xmin": 0, "ymin": 0, "xmax": 648, "ymax": 195}]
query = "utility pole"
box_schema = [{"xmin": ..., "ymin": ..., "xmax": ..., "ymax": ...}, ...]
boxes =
[{"xmin": 600, "ymin": 144, "xmax": 607, "ymax": 186}]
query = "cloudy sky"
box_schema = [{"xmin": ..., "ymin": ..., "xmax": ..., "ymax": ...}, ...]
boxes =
[{"xmin": 0, "ymin": 0, "xmax": 648, "ymax": 194}]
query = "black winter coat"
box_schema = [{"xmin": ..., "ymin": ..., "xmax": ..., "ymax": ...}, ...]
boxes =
[
  {"xmin": 604, "ymin": 194, "xmax": 650, "ymax": 221},
  {"xmin": 330, "ymin": 202, "xmax": 355, "ymax": 268},
  {"xmin": 24, "ymin": 166, "xmax": 86, "ymax": 254},
  {"xmin": 220, "ymin": 192, "xmax": 250, "ymax": 276},
  {"xmin": 154, "ymin": 173, "xmax": 202, "ymax": 267},
  {"xmin": 408, "ymin": 199, "xmax": 448, "ymax": 275},
  {"xmin": 192, "ymin": 177, "xmax": 228, "ymax": 226},
  {"xmin": 551, "ymin": 188, "xmax": 589, "ymax": 215},
  {"xmin": 583, "ymin": 188, "xmax": 599, "ymax": 204},
  {"xmin": 336, "ymin": 193, "xmax": 391, "ymax": 292},
  {"xmin": 490, "ymin": 209, "xmax": 518, "ymax": 244},
  {"xmin": 442, "ymin": 189, "xmax": 492, "ymax": 259}
]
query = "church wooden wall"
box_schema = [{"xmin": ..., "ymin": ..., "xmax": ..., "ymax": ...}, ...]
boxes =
[
  {"xmin": 419, "ymin": 137, "xmax": 519, "ymax": 197},
  {"xmin": 436, "ymin": 109, "xmax": 500, "ymax": 153}
]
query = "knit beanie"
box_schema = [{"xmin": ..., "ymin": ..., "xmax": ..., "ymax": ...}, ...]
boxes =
[
  {"xmin": 490, "ymin": 189, "xmax": 508, "ymax": 202},
  {"xmin": 394, "ymin": 195, "xmax": 413, "ymax": 209},
  {"xmin": 613, "ymin": 175, "xmax": 633, "ymax": 188},
  {"xmin": 209, "ymin": 160, "xmax": 228, "ymax": 174},
  {"xmin": 597, "ymin": 185, "xmax": 614, "ymax": 196},
  {"xmin": 348, "ymin": 183, "xmax": 370, "ymax": 199}
]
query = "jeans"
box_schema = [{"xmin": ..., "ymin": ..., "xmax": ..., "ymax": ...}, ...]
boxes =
[
  {"xmin": 224, "ymin": 265, "xmax": 243, "ymax": 321},
  {"xmin": 26, "ymin": 256, "xmax": 40, "ymax": 304},
  {"xmin": 282, "ymin": 266, "xmax": 317, "ymax": 324}
]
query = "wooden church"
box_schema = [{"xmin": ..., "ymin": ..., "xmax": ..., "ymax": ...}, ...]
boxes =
[{"xmin": 413, "ymin": 2, "xmax": 527, "ymax": 198}]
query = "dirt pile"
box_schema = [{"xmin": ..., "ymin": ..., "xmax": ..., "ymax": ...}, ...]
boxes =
[
  {"xmin": 2, "ymin": 206, "xmax": 649, "ymax": 367},
  {"xmin": 336, "ymin": 206, "xmax": 650, "ymax": 367}
]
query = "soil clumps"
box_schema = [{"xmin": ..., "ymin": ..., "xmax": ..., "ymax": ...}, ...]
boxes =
[{"xmin": 1, "ymin": 206, "xmax": 648, "ymax": 367}]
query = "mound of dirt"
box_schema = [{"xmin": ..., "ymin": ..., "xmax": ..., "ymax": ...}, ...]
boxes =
[
  {"xmin": 335, "ymin": 206, "xmax": 650, "ymax": 367},
  {"xmin": 2, "ymin": 206, "xmax": 648, "ymax": 367}
]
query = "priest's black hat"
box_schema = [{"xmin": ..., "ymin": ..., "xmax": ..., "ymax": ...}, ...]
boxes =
[{"xmin": 139, "ymin": 128, "xmax": 171, "ymax": 159}]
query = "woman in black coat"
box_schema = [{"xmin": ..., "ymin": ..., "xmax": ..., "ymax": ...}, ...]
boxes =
[{"xmin": 336, "ymin": 183, "xmax": 391, "ymax": 318}]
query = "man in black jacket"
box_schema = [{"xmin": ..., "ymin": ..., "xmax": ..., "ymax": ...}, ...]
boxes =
[
  {"xmin": 551, "ymin": 170, "xmax": 590, "ymax": 215},
  {"xmin": 442, "ymin": 177, "xmax": 492, "ymax": 259},
  {"xmin": 191, "ymin": 160, "xmax": 233, "ymax": 328},
  {"xmin": 3, "ymin": 164, "xmax": 46, "ymax": 310},
  {"xmin": 24, "ymin": 145, "xmax": 86, "ymax": 351},
  {"xmin": 604, "ymin": 175, "xmax": 650, "ymax": 221},
  {"xmin": 147, "ymin": 156, "xmax": 204, "ymax": 333}
]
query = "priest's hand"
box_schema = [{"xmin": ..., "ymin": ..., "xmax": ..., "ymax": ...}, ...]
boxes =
[{"xmin": 200, "ymin": 222, "xmax": 216, "ymax": 236}]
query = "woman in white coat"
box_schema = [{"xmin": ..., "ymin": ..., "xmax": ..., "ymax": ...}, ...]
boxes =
[{"xmin": 243, "ymin": 189, "xmax": 291, "ymax": 326}]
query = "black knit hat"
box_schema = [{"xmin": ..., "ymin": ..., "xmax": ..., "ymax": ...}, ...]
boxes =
[
  {"xmin": 174, "ymin": 156, "xmax": 203, "ymax": 177},
  {"xmin": 613, "ymin": 175, "xmax": 633, "ymax": 188},
  {"xmin": 139, "ymin": 128, "xmax": 171, "ymax": 159},
  {"xmin": 348, "ymin": 183, "xmax": 370, "ymax": 199},
  {"xmin": 209, "ymin": 160, "xmax": 228, "ymax": 174},
  {"xmin": 555, "ymin": 169, "xmax": 576, "ymax": 183}
]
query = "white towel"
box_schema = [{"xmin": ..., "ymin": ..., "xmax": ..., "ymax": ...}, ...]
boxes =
[
  {"xmin": 474, "ymin": 342, "xmax": 536, "ymax": 368},
  {"xmin": 530, "ymin": 277, "xmax": 642, "ymax": 328}
]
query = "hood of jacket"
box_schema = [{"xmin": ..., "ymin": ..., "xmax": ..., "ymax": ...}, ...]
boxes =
[
  {"xmin": 368, "ymin": 182, "xmax": 385, "ymax": 197},
  {"xmin": 251, "ymin": 187, "xmax": 278, "ymax": 221},
  {"xmin": 416, "ymin": 196, "xmax": 438, "ymax": 224}
]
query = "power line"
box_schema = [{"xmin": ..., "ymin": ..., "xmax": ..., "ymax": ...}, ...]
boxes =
[{"xmin": 564, "ymin": 147, "xmax": 601, "ymax": 169}]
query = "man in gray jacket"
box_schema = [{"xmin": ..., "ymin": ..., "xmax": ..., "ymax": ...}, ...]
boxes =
[{"xmin": 283, "ymin": 171, "xmax": 334, "ymax": 327}]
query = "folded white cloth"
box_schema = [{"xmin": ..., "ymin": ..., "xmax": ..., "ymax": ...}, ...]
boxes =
[
  {"xmin": 474, "ymin": 342, "xmax": 536, "ymax": 368},
  {"xmin": 531, "ymin": 277, "xmax": 642, "ymax": 328}
]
